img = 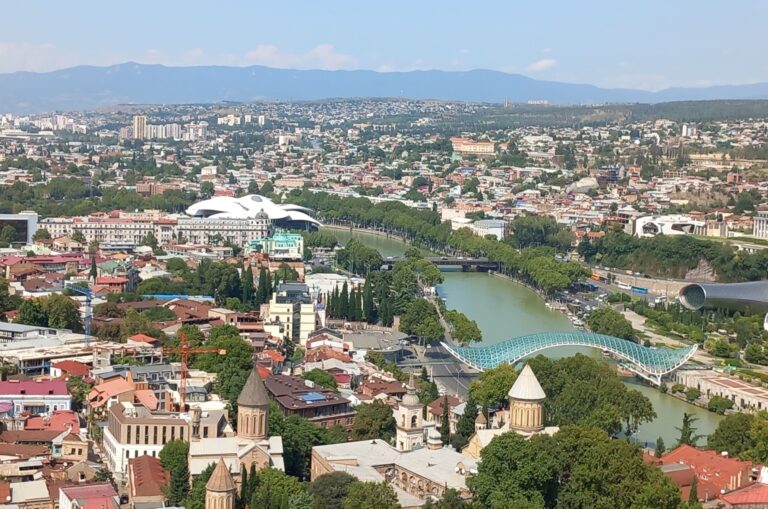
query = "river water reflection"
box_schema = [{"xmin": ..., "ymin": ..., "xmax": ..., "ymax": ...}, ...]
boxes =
[{"xmin": 330, "ymin": 227, "xmax": 722, "ymax": 446}]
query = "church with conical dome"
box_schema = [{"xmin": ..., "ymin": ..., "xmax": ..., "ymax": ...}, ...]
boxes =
[
  {"xmin": 462, "ymin": 364, "xmax": 559, "ymax": 459},
  {"xmin": 205, "ymin": 457, "xmax": 236, "ymax": 509},
  {"xmin": 188, "ymin": 367, "xmax": 284, "ymax": 484}
]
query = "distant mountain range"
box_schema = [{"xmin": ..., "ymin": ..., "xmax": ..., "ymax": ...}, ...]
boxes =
[{"xmin": 2, "ymin": 62, "xmax": 768, "ymax": 113}]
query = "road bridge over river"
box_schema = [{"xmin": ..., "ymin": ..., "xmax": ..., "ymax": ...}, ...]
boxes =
[{"xmin": 382, "ymin": 256, "xmax": 498, "ymax": 271}]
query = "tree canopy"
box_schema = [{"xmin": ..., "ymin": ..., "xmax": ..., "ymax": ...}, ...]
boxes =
[{"xmin": 468, "ymin": 426, "xmax": 681, "ymax": 509}]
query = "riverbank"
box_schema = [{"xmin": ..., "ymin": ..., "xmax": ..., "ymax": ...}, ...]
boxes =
[
  {"xmin": 326, "ymin": 225, "xmax": 724, "ymax": 444},
  {"xmin": 326, "ymin": 223, "xmax": 579, "ymax": 326}
]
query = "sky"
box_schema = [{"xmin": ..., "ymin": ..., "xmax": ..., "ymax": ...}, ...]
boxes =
[{"xmin": 1, "ymin": 0, "xmax": 767, "ymax": 91}]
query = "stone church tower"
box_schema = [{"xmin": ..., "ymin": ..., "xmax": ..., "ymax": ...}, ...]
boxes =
[
  {"xmin": 507, "ymin": 364, "xmax": 546, "ymax": 433},
  {"xmin": 205, "ymin": 457, "xmax": 236, "ymax": 509},
  {"xmin": 395, "ymin": 373, "xmax": 424, "ymax": 451},
  {"xmin": 237, "ymin": 367, "xmax": 271, "ymax": 440}
]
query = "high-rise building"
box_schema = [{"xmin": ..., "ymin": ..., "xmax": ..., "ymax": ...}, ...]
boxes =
[{"xmin": 132, "ymin": 115, "xmax": 147, "ymax": 140}]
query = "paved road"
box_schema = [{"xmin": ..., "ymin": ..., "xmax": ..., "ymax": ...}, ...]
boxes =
[{"xmin": 424, "ymin": 343, "xmax": 477, "ymax": 398}]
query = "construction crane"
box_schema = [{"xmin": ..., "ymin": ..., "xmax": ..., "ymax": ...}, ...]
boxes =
[
  {"xmin": 162, "ymin": 330, "xmax": 226, "ymax": 411},
  {"xmin": 64, "ymin": 282, "xmax": 93, "ymax": 347}
]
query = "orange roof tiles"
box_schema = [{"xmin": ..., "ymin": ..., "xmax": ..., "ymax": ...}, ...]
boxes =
[
  {"xmin": 88, "ymin": 377, "xmax": 134, "ymax": 408},
  {"xmin": 51, "ymin": 360, "xmax": 90, "ymax": 377},
  {"xmin": 661, "ymin": 445, "xmax": 753, "ymax": 497},
  {"xmin": 128, "ymin": 334, "xmax": 160, "ymax": 344},
  {"xmin": 721, "ymin": 482, "xmax": 768, "ymax": 505},
  {"xmin": 128, "ymin": 455, "xmax": 169, "ymax": 499},
  {"xmin": 133, "ymin": 390, "xmax": 159, "ymax": 411}
]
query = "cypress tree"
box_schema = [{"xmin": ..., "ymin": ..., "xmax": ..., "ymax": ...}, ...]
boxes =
[
  {"xmin": 340, "ymin": 282, "xmax": 349, "ymax": 320},
  {"xmin": 256, "ymin": 268, "xmax": 268, "ymax": 305},
  {"xmin": 363, "ymin": 278, "xmax": 375, "ymax": 324},
  {"xmin": 439, "ymin": 395, "xmax": 451, "ymax": 444},
  {"xmin": 248, "ymin": 464, "xmax": 257, "ymax": 502},
  {"xmin": 356, "ymin": 288, "xmax": 364, "ymax": 321},
  {"xmin": 689, "ymin": 476, "xmax": 698, "ymax": 504},
  {"xmin": 89, "ymin": 257, "xmax": 98, "ymax": 282},
  {"xmin": 380, "ymin": 298, "xmax": 393, "ymax": 327},
  {"xmin": 332, "ymin": 287, "xmax": 340, "ymax": 318},
  {"xmin": 242, "ymin": 266, "xmax": 254, "ymax": 305},
  {"xmin": 240, "ymin": 465, "xmax": 248, "ymax": 507},
  {"xmin": 349, "ymin": 288, "xmax": 358, "ymax": 321}
]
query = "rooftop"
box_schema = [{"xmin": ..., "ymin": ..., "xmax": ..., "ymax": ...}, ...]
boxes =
[{"xmin": 508, "ymin": 364, "xmax": 546, "ymax": 401}]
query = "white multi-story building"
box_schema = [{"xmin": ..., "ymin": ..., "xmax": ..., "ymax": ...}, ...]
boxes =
[
  {"xmin": 0, "ymin": 379, "xmax": 72, "ymax": 417},
  {"xmin": 754, "ymin": 211, "xmax": 768, "ymax": 239},
  {"xmin": 40, "ymin": 217, "xmax": 175, "ymax": 247},
  {"xmin": 177, "ymin": 216, "xmax": 271, "ymax": 246},
  {"xmin": 185, "ymin": 121, "xmax": 208, "ymax": 141},
  {"xmin": 132, "ymin": 115, "xmax": 147, "ymax": 140},
  {"xmin": 40, "ymin": 214, "xmax": 272, "ymax": 248},
  {"xmin": 264, "ymin": 283, "xmax": 316, "ymax": 346}
]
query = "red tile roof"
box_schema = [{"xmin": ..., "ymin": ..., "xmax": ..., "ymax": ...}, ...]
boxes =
[
  {"xmin": 88, "ymin": 378, "xmax": 134, "ymax": 408},
  {"xmin": 60, "ymin": 483, "xmax": 118, "ymax": 507},
  {"xmin": 428, "ymin": 395, "xmax": 462, "ymax": 416},
  {"xmin": 25, "ymin": 410, "xmax": 79, "ymax": 432},
  {"xmin": 333, "ymin": 373, "xmax": 352, "ymax": 384},
  {"xmin": 128, "ymin": 334, "xmax": 160, "ymax": 344},
  {"xmin": 96, "ymin": 276, "xmax": 128, "ymax": 284},
  {"xmin": 0, "ymin": 380, "xmax": 68, "ymax": 396},
  {"xmin": 0, "ymin": 430, "xmax": 63, "ymax": 443},
  {"xmin": 661, "ymin": 445, "xmax": 753, "ymax": 497},
  {"xmin": 128, "ymin": 455, "xmax": 169, "ymax": 499},
  {"xmin": 721, "ymin": 482, "xmax": 768, "ymax": 505},
  {"xmin": 51, "ymin": 360, "xmax": 90, "ymax": 377},
  {"xmin": 0, "ymin": 443, "xmax": 48, "ymax": 458},
  {"xmin": 259, "ymin": 349, "xmax": 285, "ymax": 363}
]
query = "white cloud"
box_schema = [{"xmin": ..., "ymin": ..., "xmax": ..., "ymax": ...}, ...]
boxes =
[
  {"xmin": 376, "ymin": 63, "xmax": 397, "ymax": 72},
  {"xmin": 526, "ymin": 58, "xmax": 557, "ymax": 72},
  {"xmin": 0, "ymin": 41, "xmax": 75, "ymax": 73},
  {"xmin": 244, "ymin": 44, "xmax": 356, "ymax": 70}
]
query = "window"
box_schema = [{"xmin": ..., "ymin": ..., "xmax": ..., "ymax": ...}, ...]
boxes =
[{"xmin": 127, "ymin": 426, "xmax": 131, "ymax": 443}]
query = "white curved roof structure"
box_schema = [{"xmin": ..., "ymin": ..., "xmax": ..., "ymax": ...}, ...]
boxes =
[{"xmin": 186, "ymin": 195, "xmax": 320, "ymax": 227}]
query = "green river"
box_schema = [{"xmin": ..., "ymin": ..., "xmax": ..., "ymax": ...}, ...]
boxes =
[{"xmin": 331, "ymin": 227, "xmax": 722, "ymax": 446}]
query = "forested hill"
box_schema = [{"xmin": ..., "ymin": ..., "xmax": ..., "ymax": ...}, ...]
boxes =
[{"xmin": 579, "ymin": 232, "xmax": 768, "ymax": 282}]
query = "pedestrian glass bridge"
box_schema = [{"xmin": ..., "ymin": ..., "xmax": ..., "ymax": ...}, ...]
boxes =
[{"xmin": 441, "ymin": 331, "xmax": 698, "ymax": 386}]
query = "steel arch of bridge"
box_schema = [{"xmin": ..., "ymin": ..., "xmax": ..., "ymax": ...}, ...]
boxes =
[{"xmin": 441, "ymin": 331, "xmax": 698, "ymax": 386}]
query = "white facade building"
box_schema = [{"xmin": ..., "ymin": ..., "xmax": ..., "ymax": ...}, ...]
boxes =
[
  {"xmin": 754, "ymin": 211, "xmax": 768, "ymax": 239},
  {"xmin": 634, "ymin": 215, "xmax": 705, "ymax": 238}
]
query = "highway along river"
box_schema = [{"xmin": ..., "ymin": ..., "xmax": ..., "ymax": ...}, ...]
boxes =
[{"xmin": 330, "ymin": 227, "xmax": 722, "ymax": 446}]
